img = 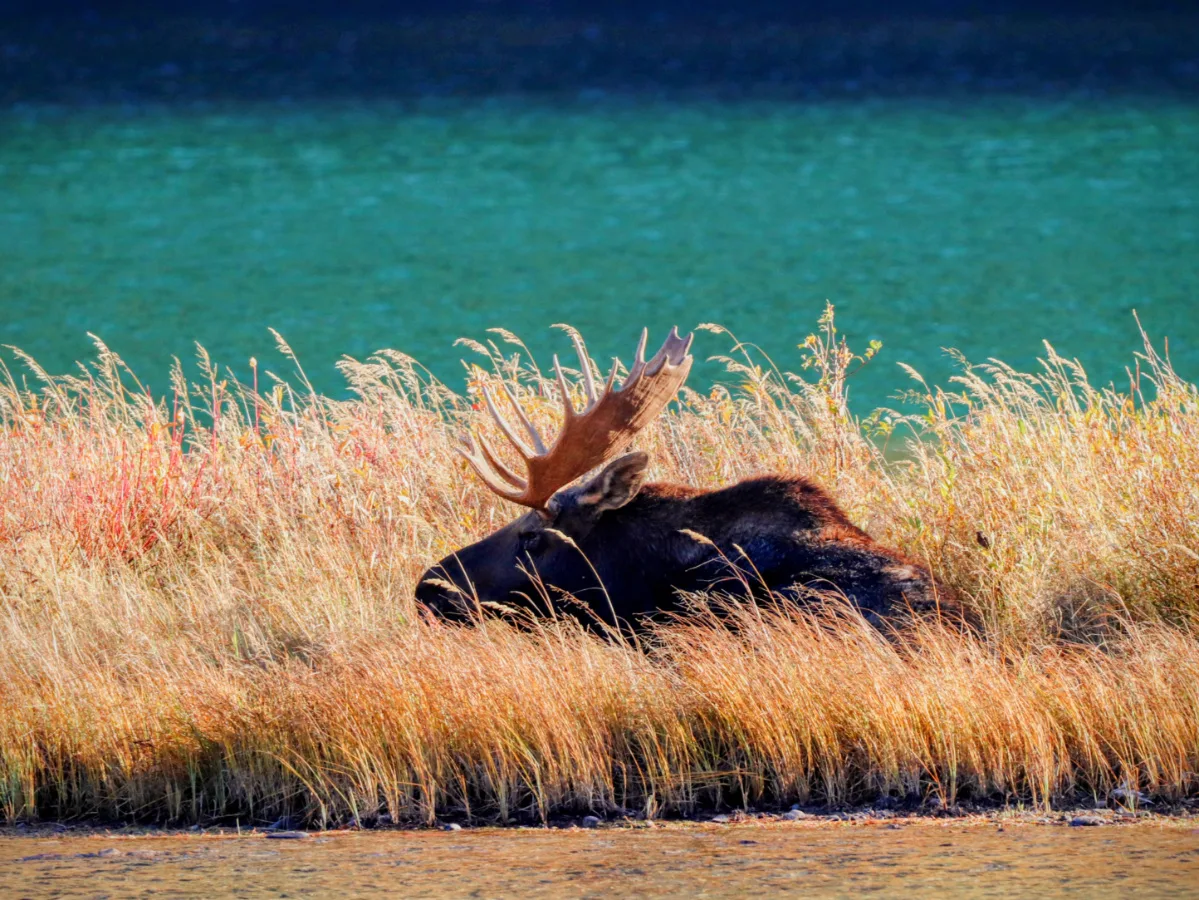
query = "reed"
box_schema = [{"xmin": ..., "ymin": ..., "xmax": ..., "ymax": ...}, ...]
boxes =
[{"xmin": 0, "ymin": 308, "xmax": 1195, "ymax": 824}]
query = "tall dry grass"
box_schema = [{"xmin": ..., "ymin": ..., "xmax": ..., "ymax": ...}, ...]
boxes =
[{"xmin": 0, "ymin": 307, "xmax": 1196, "ymax": 825}]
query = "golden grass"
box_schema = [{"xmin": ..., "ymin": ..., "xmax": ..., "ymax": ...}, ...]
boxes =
[{"xmin": 0, "ymin": 307, "xmax": 1196, "ymax": 825}]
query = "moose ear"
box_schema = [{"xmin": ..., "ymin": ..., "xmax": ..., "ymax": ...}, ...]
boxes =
[{"xmin": 578, "ymin": 452, "xmax": 649, "ymax": 513}]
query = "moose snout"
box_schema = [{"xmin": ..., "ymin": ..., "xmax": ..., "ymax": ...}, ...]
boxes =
[
  {"xmin": 415, "ymin": 569, "xmax": 472, "ymax": 621},
  {"xmin": 414, "ymin": 574, "xmax": 451, "ymax": 613}
]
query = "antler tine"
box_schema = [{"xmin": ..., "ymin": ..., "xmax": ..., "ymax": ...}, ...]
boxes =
[
  {"xmin": 645, "ymin": 326, "xmax": 692, "ymax": 376},
  {"xmin": 480, "ymin": 385, "xmax": 534, "ymax": 459},
  {"xmin": 571, "ymin": 332, "xmax": 599, "ymax": 410},
  {"xmin": 458, "ymin": 435, "xmax": 525, "ymax": 501},
  {"xmin": 499, "ymin": 381, "xmax": 547, "ymax": 455},
  {"xmin": 603, "ymin": 359, "xmax": 620, "ymax": 394},
  {"xmin": 474, "ymin": 430, "xmax": 527, "ymax": 489},
  {"xmin": 552, "ymin": 355, "xmax": 576, "ymax": 421},
  {"xmin": 623, "ymin": 327, "xmax": 649, "ymax": 385}
]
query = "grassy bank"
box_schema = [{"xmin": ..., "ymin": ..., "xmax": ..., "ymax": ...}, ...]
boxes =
[{"xmin": 1, "ymin": 309, "xmax": 1196, "ymax": 825}]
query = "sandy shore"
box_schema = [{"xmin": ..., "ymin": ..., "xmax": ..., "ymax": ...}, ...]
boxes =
[{"xmin": 4, "ymin": 802, "xmax": 1197, "ymax": 840}]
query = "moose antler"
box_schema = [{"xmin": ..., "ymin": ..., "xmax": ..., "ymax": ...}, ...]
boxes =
[{"xmin": 461, "ymin": 327, "xmax": 694, "ymax": 510}]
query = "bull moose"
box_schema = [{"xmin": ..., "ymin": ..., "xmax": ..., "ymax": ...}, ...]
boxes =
[{"xmin": 415, "ymin": 327, "xmax": 960, "ymax": 627}]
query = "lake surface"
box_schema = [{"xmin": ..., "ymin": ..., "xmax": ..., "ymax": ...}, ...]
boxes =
[
  {"xmin": 2, "ymin": 92, "xmax": 1198, "ymax": 409},
  {"xmin": 2, "ymin": 822, "xmax": 1197, "ymax": 898}
]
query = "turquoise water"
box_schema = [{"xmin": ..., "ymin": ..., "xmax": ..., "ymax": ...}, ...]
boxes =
[{"xmin": 2, "ymin": 95, "xmax": 1197, "ymax": 408}]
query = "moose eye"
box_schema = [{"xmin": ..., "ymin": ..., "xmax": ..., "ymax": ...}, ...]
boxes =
[{"xmin": 518, "ymin": 531, "xmax": 545, "ymax": 554}]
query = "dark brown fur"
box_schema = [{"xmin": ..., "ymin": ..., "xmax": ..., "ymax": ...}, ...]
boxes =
[{"xmin": 417, "ymin": 452, "xmax": 963, "ymax": 629}]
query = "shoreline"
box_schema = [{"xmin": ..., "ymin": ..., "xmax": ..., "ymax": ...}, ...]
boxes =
[{"xmin": 5, "ymin": 804, "xmax": 1197, "ymax": 839}]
